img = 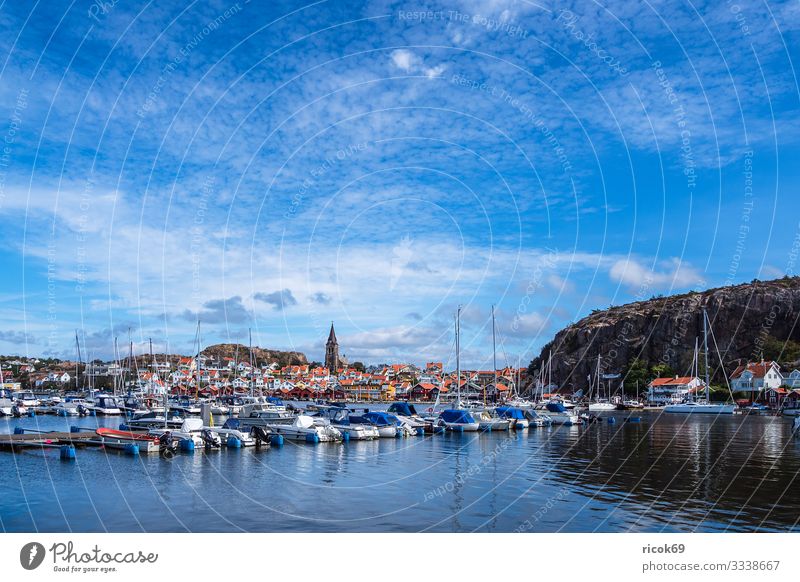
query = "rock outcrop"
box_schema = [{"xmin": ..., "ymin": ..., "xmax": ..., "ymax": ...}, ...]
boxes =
[{"xmin": 528, "ymin": 277, "xmax": 800, "ymax": 389}]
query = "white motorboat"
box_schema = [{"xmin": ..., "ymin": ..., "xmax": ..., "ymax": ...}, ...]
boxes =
[
  {"xmin": 386, "ymin": 402, "xmax": 432, "ymax": 433},
  {"xmin": 495, "ymin": 406, "xmax": 530, "ymax": 429},
  {"xmin": 93, "ymin": 395, "xmax": 123, "ymax": 415},
  {"xmin": 206, "ymin": 419, "xmax": 261, "ymax": 447},
  {"xmin": 473, "ymin": 410, "xmax": 511, "ymax": 431},
  {"xmin": 12, "ymin": 391, "xmax": 40, "ymax": 408},
  {"xmin": 438, "ymin": 409, "xmax": 480, "ymax": 432},
  {"xmin": 308, "ymin": 406, "xmax": 380, "ymax": 440},
  {"xmin": 588, "ymin": 401, "xmax": 617, "ymax": 412},
  {"xmin": 0, "ymin": 388, "xmax": 16, "ymax": 416},
  {"xmin": 148, "ymin": 418, "xmax": 222, "ymax": 448},
  {"xmin": 664, "ymin": 401, "xmax": 736, "ymax": 414},
  {"xmin": 539, "ymin": 402, "xmax": 582, "ymax": 425},
  {"xmin": 125, "ymin": 410, "xmax": 187, "ymax": 430},
  {"xmin": 240, "ymin": 414, "xmax": 342, "ymax": 442}
]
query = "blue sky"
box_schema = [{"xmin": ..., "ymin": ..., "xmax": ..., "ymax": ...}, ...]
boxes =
[{"xmin": 0, "ymin": 0, "xmax": 798, "ymax": 368}]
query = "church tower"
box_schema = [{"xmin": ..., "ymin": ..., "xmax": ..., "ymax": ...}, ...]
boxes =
[{"xmin": 325, "ymin": 322, "xmax": 340, "ymax": 373}]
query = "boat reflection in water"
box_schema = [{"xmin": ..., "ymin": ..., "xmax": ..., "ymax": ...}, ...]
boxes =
[{"xmin": 2, "ymin": 411, "xmax": 800, "ymax": 532}]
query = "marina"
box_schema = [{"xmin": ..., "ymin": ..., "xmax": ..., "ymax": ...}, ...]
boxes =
[{"xmin": 2, "ymin": 405, "xmax": 800, "ymax": 533}]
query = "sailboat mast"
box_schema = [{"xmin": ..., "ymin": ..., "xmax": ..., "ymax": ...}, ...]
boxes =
[
  {"xmin": 75, "ymin": 331, "xmax": 82, "ymax": 392},
  {"xmin": 703, "ymin": 308, "xmax": 710, "ymax": 402},
  {"xmin": 249, "ymin": 328, "xmax": 254, "ymax": 397},
  {"xmin": 456, "ymin": 306, "xmax": 461, "ymax": 407},
  {"xmin": 196, "ymin": 321, "xmax": 201, "ymax": 400},
  {"xmin": 491, "ymin": 305, "xmax": 496, "ymax": 406}
]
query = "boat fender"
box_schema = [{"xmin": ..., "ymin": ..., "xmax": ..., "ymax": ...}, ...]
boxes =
[
  {"xmin": 28, "ymin": 409, "xmax": 36, "ymax": 417},
  {"xmin": 58, "ymin": 409, "xmax": 67, "ymax": 417},
  {"xmin": 123, "ymin": 444, "xmax": 139, "ymax": 456},
  {"xmin": 14, "ymin": 427, "xmax": 24, "ymax": 434},
  {"xmin": 70, "ymin": 426, "xmax": 81, "ymax": 433},
  {"xmin": 305, "ymin": 433, "xmax": 320, "ymax": 444},
  {"xmin": 416, "ymin": 427, "xmax": 425, "ymax": 436},
  {"xmin": 119, "ymin": 424, "xmax": 130, "ymax": 431},
  {"xmin": 60, "ymin": 445, "xmax": 76, "ymax": 461},
  {"xmin": 608, "ymin": 417, "xmax": 616, "ymax": 424},
  {"xmin": 626, "ymin": 417, "xmax": 642, "ymax": 423},
  {"xmin": 179, "ymin": 438, "xmax": 195, "ymax": 453},
  {"xmin": 227, "ymin": 436, "xmax": 242, "ymax": 448},
  {"xmin": 269, "ymin": 434, "xmax": 284, "ymax": 446},
  {"xmin": 341, "ymin": 431, "xmax": 350, "ymax": 442},
  {"xmin": 395, "ymin": 430, "xmax": 402, "ymax": 438}
]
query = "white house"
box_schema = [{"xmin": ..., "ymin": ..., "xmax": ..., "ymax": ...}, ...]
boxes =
[
  {"xmin": 729, "ymin": 361, "xmax": 783, "ymax": 394},
  {"xmin": 647, "ymin": 376, "xmax": 704, "ymax": 404}
]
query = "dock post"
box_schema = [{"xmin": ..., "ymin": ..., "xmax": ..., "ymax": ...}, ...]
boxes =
[
  {"xmin": 123, "ymin": 444, "xmax": 140, "ymax": 456},
  {"xmin": 60, "ymin": 445, "xmax": 76, "ymax": 461}
]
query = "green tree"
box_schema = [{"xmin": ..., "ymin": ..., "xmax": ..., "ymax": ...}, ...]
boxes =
[
  {"xmin": 623, "ymin": 358, "xmax": 649, "ymax": 394},
  {"xmin": 352, "ymin": 361, "xmax": 365, "ymax": 372},
  {"xmin": 650, "ymin": 363, "xmax": 675, "ymax": 379}
]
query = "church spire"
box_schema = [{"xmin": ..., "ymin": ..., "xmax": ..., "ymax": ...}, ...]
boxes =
[{"xmin": 325, "ymin": 322, "xmax": 340, "ymax": 373}]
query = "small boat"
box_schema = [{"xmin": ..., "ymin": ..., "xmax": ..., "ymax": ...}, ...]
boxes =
[
  {"xmin": 95, "ymin": 427, "xmax": 162, "ymax": 453},
  {"xmin": 387, "ymin": 402, "xmax": 433, "ymax": 432},
  {"xmin": 93, "ymin": 395, "xmax": 123, "ymax": 415},
  {"xmin": 205, "ymin": 419, "xmax": 260, "ymax": 447},
  {"xmin": 12, "ymin": 391, "xmax": 40, "ymax": 408},
  {"xmin": 540, "ymin": 401, "xmax": 582, "ymax": 425},
  {"xmin": 148, "ymin": 418, "xmax": 222, "ymax": 448},
  {"xmin": 473, "ymin": 410, "xmax": 511, "ymax": 431},
  {"xmin": 495, "ymin": 406, "xmax": 530, "ymax": 429},
  {"xmin": 438, "ymin": 409, "xmax": 480, "ymax": 432},
  {"xmin": 588, "ymin": 401, "xmax": 616, "ymax": 412},
  {"xmin": 239, "ymin": 414, "xmax": 342, "ymax": 442},
  {"xmin": 169, "ymin": 398, "xmax": 201, "ymax": 416},
  {"xmin": 54, "ymin": 399, "xmax": 85, "ymax": 416},
  {"xmin": 308, "ymin": 406, "xmax": 379, "ymax": 440},
  {"xmin": 125, "ymin": 409, "xmax": 187, "ymax": 430},
  {"xmin": 664, "ymin": 401, "xmax": 736, "ymax": 414},
  {"xmin": 0, "ymin": 389, "xmax": 14, "ymax": 416},
  {"xmin": 348, "ymin": 411, "xmax": 399, "ymax": 438},
  {"xmin": 218, "ymin": 396, "xmax": 246, "ymax": 416}
]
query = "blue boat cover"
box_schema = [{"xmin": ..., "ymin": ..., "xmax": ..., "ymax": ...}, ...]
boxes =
[
  {"xmin": 439, "ymin": 409, "xmax": 476, "ymax": 423},
  {"xmin": 545, "ymin": 402, "xmax": 566, "ymax": 413},
  {"xmin": 350, "ymin": 411, "xmax": 395, "ymax": 426},
  {"xmin": 495, "ymin": 406, "xmax": 525, "ymax": 420}
]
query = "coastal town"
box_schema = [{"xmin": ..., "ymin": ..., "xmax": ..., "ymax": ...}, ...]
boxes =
[{"xmin": 3, "ymin": 321, "xmax": 800, "ymax": 414}]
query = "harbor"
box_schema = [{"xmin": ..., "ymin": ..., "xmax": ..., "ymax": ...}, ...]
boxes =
[{"xmin": 2, "ymin": 408, "xmax": 799, "ymax": 533}]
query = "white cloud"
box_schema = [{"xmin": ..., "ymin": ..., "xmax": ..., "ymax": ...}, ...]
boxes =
[{"xmin": 609, "ymin": 258, "xmax": 703, "ymax": 291}]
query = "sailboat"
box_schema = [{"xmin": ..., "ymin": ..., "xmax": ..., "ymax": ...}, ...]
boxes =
[
  {"xmin": 588, "ymin": 355, "xmax": 616, "ymax": 412},
  {"xmin": 664, "ymin": 308, "xmax": 735, "ymax": 414},
  {"xmin": 438, "ymin": 306, "xmax": 480, "ymax": 432}
]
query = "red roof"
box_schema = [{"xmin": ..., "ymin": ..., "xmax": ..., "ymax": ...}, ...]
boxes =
[
  {"xmin": 730, "ymin": 361, "xmax": 778, "ymax": 380},
  {"xmin": 650, "ymin": 376, "xmax": 696, "ymax": 386}
]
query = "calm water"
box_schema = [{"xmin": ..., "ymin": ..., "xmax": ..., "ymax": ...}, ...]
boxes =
[{"xmin": 2, "ymin": 410, "xmax": 800, "ymax": 532}]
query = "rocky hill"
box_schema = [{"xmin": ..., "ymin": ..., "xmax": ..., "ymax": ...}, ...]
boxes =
[
  {"xmin": 528, "ymin": 277, "xmax": 800, "ymax": 391},
  {"xmin": 200, "ymin": 343, "xmax": 307, "ymax": 367}
]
